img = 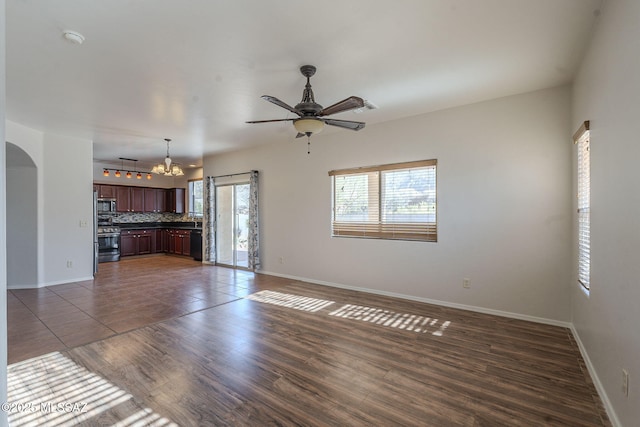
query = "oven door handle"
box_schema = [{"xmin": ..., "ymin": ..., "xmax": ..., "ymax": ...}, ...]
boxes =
[{"xmin": 98, "ymin": 233, "xmax": 121, "ymax": 238}]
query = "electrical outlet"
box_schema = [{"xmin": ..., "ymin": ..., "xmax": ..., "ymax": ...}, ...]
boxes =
[
  {"xmin": 79, "ymin": 219, "xmax": 88, "ymax": 228},
  {"xmin": 463, "ymin": 278, "xmax": 471, "ymax": 289},
  {"xmin": 66, "ymin": 260, "xmax": 73, "ymax": 268},
  {"xmin": 622, "ymin": 369, "xmax": 629, "ymax": 397},
  {"xmin": 279, "ymin": 257, "xmax": 284, "ymax": 264}
]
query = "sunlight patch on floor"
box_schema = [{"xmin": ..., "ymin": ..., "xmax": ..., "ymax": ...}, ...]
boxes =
[
  {"xmin": 7, "ymin": 352, "xmax": 177, "ymax": 427},
  {"xmin": 329, "ymin": 304, "xmax": 451, "ymax": 335},
  {"xmin": 246, "ymin": 290, "xmax": 335, "ymax": 312},
  {"xmin": 246, "ymin": 290, "xmax": 451, "ymax": 336}
]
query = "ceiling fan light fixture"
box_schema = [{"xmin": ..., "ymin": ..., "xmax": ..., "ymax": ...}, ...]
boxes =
[{"xmin": 294, "ymin": 118, "xmax": 324, "ymax": 135}]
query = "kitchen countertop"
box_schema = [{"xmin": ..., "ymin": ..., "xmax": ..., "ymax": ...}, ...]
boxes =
[{"xmin": 116, "ymin": 222, "xmax": 202, "ymax": 231}]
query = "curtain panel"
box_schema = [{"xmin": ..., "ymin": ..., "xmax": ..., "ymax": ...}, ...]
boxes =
[
  {"xmin": 248, "ymin": 170, "xmax": 260, "ymax": 270},
  {"xmin": 204, "ymin": 176, "xmax": 216, "ymax": 263}
]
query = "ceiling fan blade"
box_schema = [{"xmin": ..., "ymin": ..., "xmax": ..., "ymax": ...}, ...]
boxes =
[
  {"xmin": 323, "ymin": 118, "xmax": 366, "ymax": 131},
  {"xmin": 319, "ymin": 96, "xmax": 365, "ymax": 116},
  {"xmin": 261, "ymin": 95, "xmax": 302, "ymax": 116},
  {"xmin": 245, "ymin": 118, "xmax": 295, "ymax": 124}
]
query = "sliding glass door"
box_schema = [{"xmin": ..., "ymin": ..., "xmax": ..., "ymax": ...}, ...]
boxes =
[{"xmin": 215, "ymin": 183, "xmax": 250, "ymax": 268}]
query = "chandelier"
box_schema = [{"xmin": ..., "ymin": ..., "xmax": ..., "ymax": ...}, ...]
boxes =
[{"xmin": 151, "ymin": 138, "xmax": 184, "ymax": 176}]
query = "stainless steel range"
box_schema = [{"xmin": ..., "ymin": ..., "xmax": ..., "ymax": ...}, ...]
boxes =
[{"xmin": 97, "ymin": 224, "xmax": 121, "ymax": 262}]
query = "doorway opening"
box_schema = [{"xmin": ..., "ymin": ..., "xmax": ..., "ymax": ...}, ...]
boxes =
[{"xmin": 215, "ymin": 183, "xmax": 250, "ymax": 268}]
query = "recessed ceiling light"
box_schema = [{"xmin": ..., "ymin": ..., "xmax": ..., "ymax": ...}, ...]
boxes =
[{"xmin": 62, "ymin": 30, "xmax": 85, "ymax": 45}]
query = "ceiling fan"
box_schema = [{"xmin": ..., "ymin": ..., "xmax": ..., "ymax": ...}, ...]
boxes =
[{"xmin": 246, "ymin": 65, "xmax": 366, "ymax": 151}]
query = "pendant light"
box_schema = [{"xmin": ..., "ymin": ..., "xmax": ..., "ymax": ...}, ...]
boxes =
[
  {"xmin": 102, "ymin": 158, "xmax": 148, "ymax": 180},
  {"xmin": 151, "ymin": 138, "xmax": 184, "ymax": 176}
]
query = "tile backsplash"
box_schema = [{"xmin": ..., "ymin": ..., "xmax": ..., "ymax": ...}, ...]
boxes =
[{"xmin": 113, "ymin": 212, "xmax": 201, "ymax": 224}]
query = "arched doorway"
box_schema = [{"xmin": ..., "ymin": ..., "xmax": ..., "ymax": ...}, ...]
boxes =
[{"xmin": 6, "ymin": 142, "xmax": 37, "ymax": 288}]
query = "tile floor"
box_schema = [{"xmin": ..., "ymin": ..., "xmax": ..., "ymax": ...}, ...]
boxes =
[{"xmin": 7, "ymin": 256, "xmax": 276, "ymax": 364}]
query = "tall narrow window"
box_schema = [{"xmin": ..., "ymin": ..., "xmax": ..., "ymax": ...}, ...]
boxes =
[
  {"xmin": 574, "ymin": 121, "xmax": 590, "ymax": 292},
  {"xmin": 188, "ymin": 179, "xmax": 204, "ymax": 217},
  {"xmin": 329, "ymin": 160, "xmax": 437, "ymax": 242}
]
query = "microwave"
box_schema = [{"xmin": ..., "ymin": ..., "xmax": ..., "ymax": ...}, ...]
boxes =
[{"xmin": 97, "ymin": 198, "xmax": 117, "ymax": 213}]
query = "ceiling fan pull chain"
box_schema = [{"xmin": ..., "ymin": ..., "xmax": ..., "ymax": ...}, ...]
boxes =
[{"xmin": 307, "ymin": 135, "xmax": 311, "ymax": 154}]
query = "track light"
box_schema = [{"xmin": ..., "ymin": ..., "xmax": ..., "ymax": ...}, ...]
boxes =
[{"xmin": 103, "ymin": 158, "xmax": 151, "ymax": 180}]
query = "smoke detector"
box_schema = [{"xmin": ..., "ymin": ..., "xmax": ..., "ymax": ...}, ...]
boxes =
[{"xmin": 63, "ymin": 30, "xmax": 85, "ymax": 45}]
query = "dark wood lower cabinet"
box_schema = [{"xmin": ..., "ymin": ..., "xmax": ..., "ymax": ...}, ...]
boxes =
[
  {"xmin": 120, "ymin": 233, "xmax": 137, "ymax": 257},
  {"xmin": 155, "ymin": 229, "xmax": 164, "ymax": 253},
  {"xmin": 178, "ymin": 232, "xmax": 190, "ymax": 256},
  {"xmin": 120, "ymin": 230, "xmax": 154, "ymax": 256},
  {"xmin": 121, "ymin": 228, "xmax": 191, "ymax": 257},
  {"xmin": 165, "ymin": 229, "xmax": 191, "ymax": 256}
]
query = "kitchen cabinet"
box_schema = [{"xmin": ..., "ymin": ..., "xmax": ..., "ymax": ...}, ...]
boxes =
[
  {"xmin": 120, "ymin": 229, "xmax": 153, "ymax": 256},
  {"xmin": 116, "ymin": 186, "xmax": 144, "ymax": 212},
  {"xmin": 131, "ymin": 187, "xmax": 144, "ymax": 212},
  {"xmin": 155, "ymin": 189, "xmax": 167, "ymax": 213},
  {"xmin": 166, "ymin": 188, "xmax": 185, "ymax": 214},
  {"xmin": 115, "ymin": 186, "xmax": 131, "ymax": 212},
  {"xmin": 155, "ymin": 229, "xmax": 165, "ymax": 253},
  {"xmin": 94, "ymin": 183, "xmax": 181, "ymax": 214},
  {"xmin": 143, "ymin": 188, "xmax": 169, "ymax": 213},
  {"xmin": 179, "ymin": 231, "xmax": 191, "ymax": 256},
  {"xmin": 97, "ymin": 185, "xmax": 117, "ymax": 198},
  {"xmin": 144, "ymin": 188, "xmax": 158, "ymax": 213},
  {"xmin": 166, "ymin": 229, "xmax": 191, "ymax": 256}
]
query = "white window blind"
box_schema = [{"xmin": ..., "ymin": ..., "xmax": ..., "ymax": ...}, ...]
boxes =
[
  {"xmin": 574, "ymin": 121, "xmax": 590, "ymax": 291},
  {"xmin": 329, "ymin": 160, "xmax": 437, "ymax": 242}
]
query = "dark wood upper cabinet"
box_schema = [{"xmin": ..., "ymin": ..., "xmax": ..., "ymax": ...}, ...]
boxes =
[
  {"xmin": 115, "ymin": 186, "xmax": 131, "ymax": 212},
  {"xmin": 156, "ymin": 189, "xmax": 167, "ymax": 213},
  {"xmin": 96, "ymin": 183, "xmax": 184, "ymax": 214},
  {"xmin": 131, "ymin": 187, "xmax": 144, "ymax": 212},
  {"xmin": 144, "ymin": 188, "xmax": 157, "ymax": 212},
  {"xmin": 98, "ymin": 185, "xmax": 117, "ymax": 198},
  {"xmin": 166, "ymin": 188, "xmax": 185, "ymax": 214}
]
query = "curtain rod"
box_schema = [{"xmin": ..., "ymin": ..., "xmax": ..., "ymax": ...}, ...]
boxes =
[{"xmin": 208, "ymin": 170, "xmax": 256, "ymax": 179}]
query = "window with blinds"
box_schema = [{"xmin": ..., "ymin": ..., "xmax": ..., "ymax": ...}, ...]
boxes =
[
  {"xmin": 574, "ymin": 121, "xmax": 590, "ymax": 292},
  {"xmin": 329, "ymin": 160, "xmax": 437, "ymax": 242}
]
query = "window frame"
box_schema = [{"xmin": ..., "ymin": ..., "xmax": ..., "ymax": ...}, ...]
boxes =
[
  {"xmin": 188, "ymin": 178, "xmax": 204, "ymax": 218},
  {"xmin": 329, "ymin": 159, "xmax": 437, "ymax": 242},
  {"xmin": 574, "ymin": 121, "xmax": 590, "ymax": 293}
]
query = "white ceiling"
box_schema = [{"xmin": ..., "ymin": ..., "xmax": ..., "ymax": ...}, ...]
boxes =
[{"xmin": 6, "ymin": 0, "xmax": 602, "ymax": 169}]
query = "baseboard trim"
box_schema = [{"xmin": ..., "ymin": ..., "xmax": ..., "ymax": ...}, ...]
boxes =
[
  {"xmin": 569, "ymin": 325, "xmax": 621, "ymax": 427},
  {"xmin": 8, "ymin": 275, "xmax": 95, "ymax": 290},
  {"xmin": 257, "ymin": 270, "xmax": 571, "ymax": 328}
]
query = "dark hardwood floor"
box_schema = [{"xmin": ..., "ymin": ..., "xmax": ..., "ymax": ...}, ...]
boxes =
[{"xmin": 7, "ymin": 257, "xmax": 610, "ymax": 426}]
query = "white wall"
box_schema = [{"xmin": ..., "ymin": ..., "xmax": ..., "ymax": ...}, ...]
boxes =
[
  {"xmin": 204, "ymin": 85, "xmax": 573, "ymax": 322},
  {"xmin": 571, "ymin": 0, "xmax": 640, "ymax": 424},
  {"xmin": 6, "ymin": 121, "xmax": 94, "ymax": 287},
  {"xmin": 6, "ymin": 146, "xmax": 37, "ymax": 287},
  {"xmin": 0, "ymin": 0, "xmax": 8, "ymax": 422},
  {"xmin": 42, "ymin": 133, "xmax": 94, "ymax": 285}
]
